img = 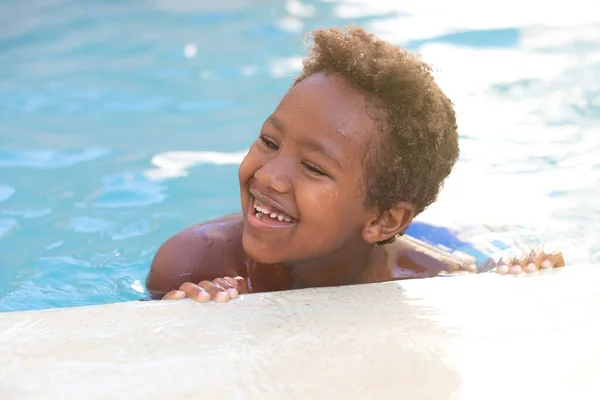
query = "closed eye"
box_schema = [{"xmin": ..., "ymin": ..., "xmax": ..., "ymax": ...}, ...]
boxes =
[
  {"xmin": 302, "ymin": 162, "xmax": 327, "ymax": 177},
  {"xmin": 259, "ymin": 136, "xmax": 278, "ymax": 150}
]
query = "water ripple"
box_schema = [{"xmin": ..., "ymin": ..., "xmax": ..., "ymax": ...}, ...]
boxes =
[
  {"xmin": 67, "ymin": 217, "xmax": 116, "ymax": 233},
  {"xmin": 0, "ymin": 255, "xmax": 150, "ymax": 312},
  {"xmin": 0, "ymin": 0, "xmax": 597, "ymax": 313},
  {"xmin": 0, "ymin": 148, "xmax": 110, "ymax": 169},
  {"xmin": 2, "ymin": 209, "xmax": 52, "ymax": 218},
  {"xmin": 0, "ymin": 218, "xmax": 18, "ymax": 238},
  {"xmin": 110, "ymin": 219, "xmax": 154, "ymax": 241},
  {"xmin": 92, "ymin": 173, "xmax": 167, "ymax": 208},
  {"xmin": 0, "ymin": 185, "xmax": 15, "ymax": 202}
]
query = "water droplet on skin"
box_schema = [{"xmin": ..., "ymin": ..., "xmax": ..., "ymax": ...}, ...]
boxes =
[{"xmin": 205, "ymin": 240, "xmax": 213, "ymax": 248}]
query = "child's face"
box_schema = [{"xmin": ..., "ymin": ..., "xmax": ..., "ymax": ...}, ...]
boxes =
[{"xmin": 238, "ymin": 72, "xmax": 381, "ymax": 265}]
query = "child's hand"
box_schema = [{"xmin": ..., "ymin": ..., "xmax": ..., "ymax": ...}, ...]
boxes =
[
  {"xmin": 162, "ymin": 276, "xmax": 248, "ymax": 303},
  {"xmin": 495, "ymin": 250, "xmax": 565, "ymax": 274}
]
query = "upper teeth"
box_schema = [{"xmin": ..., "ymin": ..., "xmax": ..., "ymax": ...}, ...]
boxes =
[{"xmin": 254, "ymin": 203, "xmax": 292, "ymax": 222}]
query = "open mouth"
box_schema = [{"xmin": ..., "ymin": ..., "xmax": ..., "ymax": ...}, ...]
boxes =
[{"xmin": 251, "ymin": 197, "xmax": 297, "ymax": 225}]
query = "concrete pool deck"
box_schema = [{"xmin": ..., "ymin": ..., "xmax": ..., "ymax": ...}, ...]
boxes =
[{"xmin": 1, "ymin": 265, "xmax": 599, "ymax": 399}]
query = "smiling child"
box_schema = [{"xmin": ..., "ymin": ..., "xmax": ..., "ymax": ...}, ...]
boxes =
[{"xmin": 146, "ymin": 26, "xmax": 565, "ymax": 303}]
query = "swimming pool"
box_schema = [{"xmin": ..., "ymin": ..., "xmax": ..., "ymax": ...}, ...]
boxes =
[{"xmin": 1, "ymin": 0, "xmax": 599, "ymax": 312}]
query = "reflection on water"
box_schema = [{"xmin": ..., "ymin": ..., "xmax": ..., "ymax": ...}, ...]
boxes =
[
  {"xmin": 0, "ymin": 148, "xmax": 110, "ymax": 168},
  {"xmin": 144, "ymin": 150, "xmax": 246, "ymax": 179},
  {"xmin": 0, "ymin": 0, "xmax": 598, "ymax": 311}
]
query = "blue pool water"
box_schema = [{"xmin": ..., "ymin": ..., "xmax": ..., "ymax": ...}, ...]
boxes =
[{"xmin": 1, "ymin": 0, "xmax": 599, "ymax": 312}]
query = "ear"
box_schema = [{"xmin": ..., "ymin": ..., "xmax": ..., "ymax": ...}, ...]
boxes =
[{"xmin": 362, "ymin": 201, "xmax": 415, "ymax": 245}]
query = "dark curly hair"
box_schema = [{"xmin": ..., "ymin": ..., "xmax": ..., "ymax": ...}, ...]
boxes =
[{"xmin": 294, "ymin": 26, "xmax": 459, "ymax": 221}]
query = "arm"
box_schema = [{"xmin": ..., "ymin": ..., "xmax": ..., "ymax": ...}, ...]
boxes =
[
  {"xmin": 386, "ymin": 235, "xmax": 564, "ymax": 278},
  {"xmin": 146, "ymin": 216, "xmax": 245, "ymax": 299},
  {"xmin": 384, "ymin": 235, "xmax": 480, "ymax": 280}
]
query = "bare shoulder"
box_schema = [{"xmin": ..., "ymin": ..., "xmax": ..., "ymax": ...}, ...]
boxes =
[{"xmin": 145, "ymin": 213, "xmax": 247, "ymax": 298}]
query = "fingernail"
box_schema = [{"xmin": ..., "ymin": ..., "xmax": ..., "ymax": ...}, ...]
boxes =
[
  {"xmin": 551, "ymin": 252, "xmax": 566, "ymax": 268},
  {"xmin": 496, "ymin": 264, "xmax": 509, "ymax": 274},
  {"xmin": 525, "ymin": 263, "xmax": 536, "ymax": 273},
  {"xmin": 223, "ymin": 277, "xmax": 238, "ymax": 288},
  {"xmin": 163, "ymin": 290, "xmax": 186, "ymax": 300},
  {"xmin": 509, "ymin": 264, "xmax": 523, "ymax": 274},
  {"xmin": 213, "ymin": 291, "xmax": 230, "ymax": 303},
  {"xmin": 195, "ymin": 290, "xmax": 212, "ymax": 303},
  {"xmin": 540, "ymin": 260, "xmax": 552, "ymax": 269},
  {"xmin": 227, "ymin": 288, "xmax": 239, "ymax": 298}
]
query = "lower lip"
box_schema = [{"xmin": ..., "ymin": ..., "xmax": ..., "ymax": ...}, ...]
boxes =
[{"xmin": 247, "ymin": 198, "xmax": 296, "ymax": 230}]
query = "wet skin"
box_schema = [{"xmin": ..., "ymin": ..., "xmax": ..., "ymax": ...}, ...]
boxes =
[
  {"xmin": 147, "ymin": 214, "xmax": 564, "ymax": 302},
  {"xmin": 146, "ymin": 73, "xmax": 565, "ymax": 303}
]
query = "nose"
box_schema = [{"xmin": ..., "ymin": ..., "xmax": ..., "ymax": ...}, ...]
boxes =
[{"xmin": 253, "ymin": 157, "xmax": 292, "ymax": 194}]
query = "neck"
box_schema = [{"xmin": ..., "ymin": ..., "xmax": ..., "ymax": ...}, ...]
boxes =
[{"xmin": 283, "ymin": 241, "xmax": 378, "ymax": 289}]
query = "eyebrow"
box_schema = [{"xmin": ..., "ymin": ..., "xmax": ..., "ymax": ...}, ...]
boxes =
[
  {"xmin": 267, "ymin": 115, "xmax": 285, "ymax": 132},
  {"xmin": 266, "ymin": 115, "xmax": 342, "ymax": 169}
]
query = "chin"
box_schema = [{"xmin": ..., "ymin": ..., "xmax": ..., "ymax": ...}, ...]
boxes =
[{"xmin": 241, "ymin": 232, "xmax": 284, "ymax": 265}]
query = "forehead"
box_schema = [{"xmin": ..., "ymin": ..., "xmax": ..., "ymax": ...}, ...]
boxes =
[{"xmin": 273, "ymin": 73, "xmax": 378, "ymax": 146}]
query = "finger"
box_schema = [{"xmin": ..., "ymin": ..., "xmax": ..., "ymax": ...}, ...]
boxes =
[
  {"xmin": 508, "ymin": 255, "xmax": 524, "ymax": 275},
  {"xmin": 541, "ymin": 251, "xmax": 565, "ymax": 269},
  {"xmin": 222, "ymin": 276, "xmax": 240, "ymax": 288},
  {"xmin": 550, "ymin": 251, "xmax": 565, "ymax": 268},
  {"xmin": 524, "ymin": 248, "xmax": 545, "ymax": 273},
  {"xmin": 214, "ymin": 278, "xmax": 239, "ymax": 299},
  {"xmin": 225, "ymin": 276, "xmax": 249, "ymax": 294},
  {"xmin": 180, "ymin": 282, "xmax": 211, "ymax": 303},
  {"xmin": 162, "ymin": 290, "xmax": 186, "ymax": 300},
  {"xmin": 198, "ymin": 280, "xmax": 230, "ymax": 303},
  {"xmin": 495, "ymin": 256, "xmax": 512, "ymax": 274},
  {"xmin": 540, "ymin": 252, "xmax": 554, "ymax": 269}
]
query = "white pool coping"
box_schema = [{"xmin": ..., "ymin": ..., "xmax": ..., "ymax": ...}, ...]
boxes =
[{"xmin": 1, "ymin": 265, "xmax": 599, "ymax": 399}]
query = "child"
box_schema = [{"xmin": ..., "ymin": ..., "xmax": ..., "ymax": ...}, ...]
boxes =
[{"xmin": 146, "ymin": 26, "xmax": 564, "ymax": 303}]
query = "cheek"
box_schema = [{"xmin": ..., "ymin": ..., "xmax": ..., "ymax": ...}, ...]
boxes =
[
  {"xmin": 299, "ymin": 185, "xmax": 349, "ymax": 225},
  {"xmin": 301, "ymin": 180, "xmax": 367, "ymax": 226}
]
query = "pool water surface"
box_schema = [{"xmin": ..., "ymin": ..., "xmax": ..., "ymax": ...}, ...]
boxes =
[{"xmin": 1, "ymin": 0, "xmax": 599, "ymax": 312}]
